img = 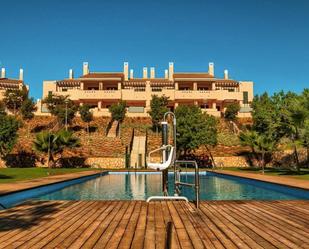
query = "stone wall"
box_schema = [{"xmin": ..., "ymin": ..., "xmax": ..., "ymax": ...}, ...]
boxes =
[
  {"xmin": 213, "ymin": 156, "xmax": 250, "ymax": 167},
  {"xmin": 86, "ymin": 157, "xmax": 125, "ymax": 169},
  {"xmin": 0, "ymin": 160, "xmax": 6, "ymax": 168}
]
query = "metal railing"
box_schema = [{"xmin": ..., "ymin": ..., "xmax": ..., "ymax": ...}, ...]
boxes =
[{"xmin": 174, "ymin": 160, "xmax": 200, "ymax": 209}]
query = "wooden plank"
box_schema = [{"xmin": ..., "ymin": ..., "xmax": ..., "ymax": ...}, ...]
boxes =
[
  {"xmin": 160, "ymin": 201, "xmax": 181, "ymax": 249},
  {"xmin": 183, "ymin": 202, "xmax": 224, "ymax": 249},
  {"xmin": 173, "ymin": 201, "xmax": 205, "ymax": 249},
  {"xmin": 235, "ymin": 201, "xmax": 309, "ymax": 245},
  {"xmin": 244, "ymin": 201, "xmax": 309, "ymax": 237},
  {"xmin": 0, "ymin": 201, "xmax": 83, "ymax": 248},
  {"xmin": 0, "ymin": 200, "xmax": 308, "ymax": 248},
  {"xmin": 67, "ymin": 201, "xmax": 118, "ymax": 249},
  {"xmin": 103, "ymin": 201, "xmax": 137, "ymax": 249},
  {"xmin": 92, "ymin": 201, "xmax": 131, "ymax": 249},
  {"xmin": 117, "ymin": 201, "xmax": 142, "ymax": 249},
  {"xmin": 16, "ymin": 201, "xmax": 96, "ymax": 249},
  {"xmin": 253, "ymin": 201, "xmax": 309, "ymax": 226},
  {"xmin": 180, "ymin": 202, "xmax": 217, "ymax": 249},
  {"xmin": 219, "ymin": 201, "xmax": 289, "ymax": 248},
  {"xmin": 202, "ymin": 202, "xmax": 270, "ymax": 249},
  {"xmin": 190, "ymin": 202, "xmax": 238, "ymax": 249},
  {"xmin": 199, "ymin": 202, "xmax": 250, "ymax": 249},
  {"xmin": 0, "ymin": 200, "xmax": 72, "ymax": 237},
  {"xmin": 44, "ymin": 201, "xmax": 108, "ymax": 248},
  {"xmin": 154, "ymin": 201, "xmax": 166, "ymax": 249},
  {"xmin": 130, "ymin": 201, "xmax": 148, "ymax": 249},
  {"xmin": 143, "ymin": 202, "xmax": 156, "ymax": 249},
  {"xmin": 166, "ymin": 201, "xmax": 194, "ymax": 249},
  {"xmin": 81, "ymin": 201, "xmax": 124, "ymax": 249}
]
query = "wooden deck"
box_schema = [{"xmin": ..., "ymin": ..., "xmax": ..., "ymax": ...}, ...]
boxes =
[{"xmin": 0, "ymin": 200, "xmax": 308, "ymax": 248}]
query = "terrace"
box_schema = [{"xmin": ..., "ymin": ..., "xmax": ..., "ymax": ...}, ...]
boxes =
[{"xmin": 0, "ymin": 170, "xmax": 308, "ymax": 248}]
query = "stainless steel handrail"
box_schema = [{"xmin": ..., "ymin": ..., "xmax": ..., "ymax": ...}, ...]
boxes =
[
  {"xmin": 175, "ymin": 160, "xmax": 200, "ymax": 209},
  {"xmin": 146, "ymin": 196, "xmax": 189, "ymax": 202}
]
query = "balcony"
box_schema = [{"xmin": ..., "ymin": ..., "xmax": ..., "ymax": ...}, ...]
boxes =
[
  {"xmin": 175, "ymin": 90, "xmax": 242, "ymax": 101},
  {"xmin": 63, "ymin": 89, "xmax": 121, "ymax": 100}
]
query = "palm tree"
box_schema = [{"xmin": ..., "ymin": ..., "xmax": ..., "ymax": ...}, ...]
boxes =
[
  {"xmin": 240, "ymin": 131, "xmax": 276, "ymax": 173},
  {"xmin": 285, "ymin": 97, "xmax": 308, "ymax": 172},
  {"xmin": 33, "ymin": 130, "xmax": 79, "ymax": 167}
]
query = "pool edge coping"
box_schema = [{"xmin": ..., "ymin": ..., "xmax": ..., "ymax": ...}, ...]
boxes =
[
  {"xmin": 209, "ymin": 170, "xmax": 309, "ymax": 191},
  {"xmin": 0, "ymin": 170, "xmax": 106, "ymax": 197}
]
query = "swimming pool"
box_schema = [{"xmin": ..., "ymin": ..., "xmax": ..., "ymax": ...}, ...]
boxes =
[
  {"xmin": 1, "ymin": 171, "xmax": 308, "ymax": 209},
  {"xmin": 38, "ymin": 172, "xmax": 309, "ymax": 201}
]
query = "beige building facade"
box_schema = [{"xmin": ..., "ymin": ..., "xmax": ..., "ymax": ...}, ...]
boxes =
[
  {"xmin": 0, "ymin": 68, "xmax": 26, "ymax": 100},
  {"xmin": 40, "ymin": 62, "xmax": 254, "ymax": 117}
]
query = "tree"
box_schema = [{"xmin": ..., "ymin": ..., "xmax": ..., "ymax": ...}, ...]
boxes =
[
  {"xmin": 301, "ymin": 120, "xmax": 309, "ymax": 166},
  {"xmin": 0, "ymin": 101, "xmax": 6, "ymax": 117},
  {"xmin": 109, "ymin": 101, "xmax": 127, "ymax": 122},
  {"xmin": 20, "ymin": 98, "xmax": 37, "ymax": 137},
  {"xmin": 283, "ymin": 92, "xmax": 309, "ymax": 171},
  {"xmin": 224, "ymin": 102, "xmax": 240, "ymax": 121},
  {"xmin": 148, "ymin": 95, "xmax": 169, "ymax": 132},
  {"xmin": 175, "ymin": 105, "xmax": 217, "ymax": 163},
  {"xmin": 79, "ymin": 104, "xmax": 93, "ymax": 137},
  {"xmin": 0, "ymin": 116, "xmax": 20, "ymax": 160},
  {"xmin": 33, "ymin": 129, "xmax": 80, "ymax": 167},
  {"xmin": 43, "ymin": 94, "xmax": 77, "ymax": 127},
  {"xmin": 3, "ymin": 86, "xmax": 28, "ymax": 115},
  {"xmin": 240, "ymin": 130, "xmax": 276, "ymax": 173},
  {"xmin": 108, "ymin": 101, "xmax": 127, "ymax": 136}
]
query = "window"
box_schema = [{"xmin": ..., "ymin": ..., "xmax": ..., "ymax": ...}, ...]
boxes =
[{"xmin": 243, "ymin": 91, "xmax": 248, "ymax": 104}]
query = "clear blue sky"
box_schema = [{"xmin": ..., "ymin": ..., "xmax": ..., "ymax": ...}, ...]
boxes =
[{"xmin": 0, "ymin": 0, "xmax": 308, "ymax": 100}]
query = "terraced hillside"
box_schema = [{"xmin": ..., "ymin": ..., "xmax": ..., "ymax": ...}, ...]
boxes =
[{"xmin": 7, "ymin": 116, "xmax": 252, "ymax": 168}]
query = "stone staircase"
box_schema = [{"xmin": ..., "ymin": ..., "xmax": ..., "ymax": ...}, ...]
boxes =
[
  {"xmin": 130, "ymin": 136, "xmax": 146, "ymax": 168},
  {"xmin": 107, "ymin": 121, "xmax": 119, "ymax": 138}
]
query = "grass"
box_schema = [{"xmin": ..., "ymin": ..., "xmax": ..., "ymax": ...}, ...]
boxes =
[
  {"xmin": 0, "ymin": 168, "xmax": 97, "ymax": 183},
  {"xmin": 219, "ymin": 167, "xmax": 309, "ymax": 180}
]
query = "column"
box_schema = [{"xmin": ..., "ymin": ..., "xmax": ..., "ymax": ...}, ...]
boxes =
[
  {"xmin": 99, "ymin": 82, "xmax": 103, "ymax": 90},
  {"xmin": 175, "ymin": 82, "xmax": 179, "ymax": 90},
  {"xmin": 194, "ymin": 100, "xmax": 198, "ymax": 106},
  {"xmin": 118, "ymin": 82, "xmax": 122, "ymax": 90},
  {"xmin": 145, "ymin": 81, "xmax": 151, "ymax": 113},
  {"xmin": 212, "ymin": 82, "xmax": 216, "ymax": 90},
  {"xmin": 193, "ymin": 82, "xmax": 197, "ymax": 91},
  {"xmin": 98, "ymin": 101, "xmax": 102, "ymax": 110},
  {"xmin": 80, "ymin": 82, "xmax": 84, "ymax": 90},
  {"xmin": 174, "ymin": 102, "xmax": 179, "ymax": 109},
  {"xmin": 212, "ymin": 102, "xmax": 216, "ymax": 109}
]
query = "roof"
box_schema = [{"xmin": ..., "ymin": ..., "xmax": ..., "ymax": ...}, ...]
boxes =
[
  {"xmin": 81, "ymin": 72, "xmax": 124, "ymax": 78},
  {"xmin": 0, "ymin": 78, "xmax": 23, "ymax": 84},
  {"xmin": 126, "ymin": 78, "xmax": 171, "ymax": 82},
  {"xmin": 173, "ymin": 73, "xmax": 214, "ymax": 78}
]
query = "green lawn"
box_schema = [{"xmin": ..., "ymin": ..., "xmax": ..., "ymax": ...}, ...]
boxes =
[
  {"xmin": 220, "ymin": 167, "xmax": 309, "ymax": 180},
  {"xmin": 0, "ymin": 168, "xmax": 97, "ymax": 183}
]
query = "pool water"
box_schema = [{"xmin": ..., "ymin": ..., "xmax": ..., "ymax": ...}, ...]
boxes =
[{"xmin": 37, "ymin": 172, "xmax": 309, "ymax": 201}]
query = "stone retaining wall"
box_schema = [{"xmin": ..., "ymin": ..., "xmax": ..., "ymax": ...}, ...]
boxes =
[
  {"xmin": 213, "ymin": 156, "xmax": 249, "ymax": 167},
  {"xmin": 86, "ymin": 157, "xmax": 125, "ymax": 169}
]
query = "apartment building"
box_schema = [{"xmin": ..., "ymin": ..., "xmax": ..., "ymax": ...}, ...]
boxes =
[
  {"xmin": 40, "ymin": 62, "xmax": 253, "ymax": 117},
  {"xmin": 0, "ymin": 68, "xmax": 26, "ymax": 100}
]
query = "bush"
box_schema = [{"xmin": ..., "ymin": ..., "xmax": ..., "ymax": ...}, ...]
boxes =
[{"xmin": 224, "ymin": 103, "xmax": 240, "ymax": 121}]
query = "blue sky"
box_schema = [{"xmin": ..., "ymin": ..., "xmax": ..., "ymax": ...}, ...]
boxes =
[{"xmin": 0, "ymin": 0, "xmax": 308, "ymax": 100}]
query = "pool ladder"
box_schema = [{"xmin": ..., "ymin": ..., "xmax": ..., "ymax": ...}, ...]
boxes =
[
  {"xmin": 174, "ymin": 160, "xmax": 200, "ymax": 209},
  {"xmin": 146, "ymin": 160, "xmax": 200, "ymax": 209}
]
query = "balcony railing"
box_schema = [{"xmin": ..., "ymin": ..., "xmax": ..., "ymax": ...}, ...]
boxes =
[
  {"xmin": 64, "ymin": 89, "xmax": 121, "ymax": 100},
  {"xmin": 55, "ymin": 88, "xmax": 243, "ymax": 102}
]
